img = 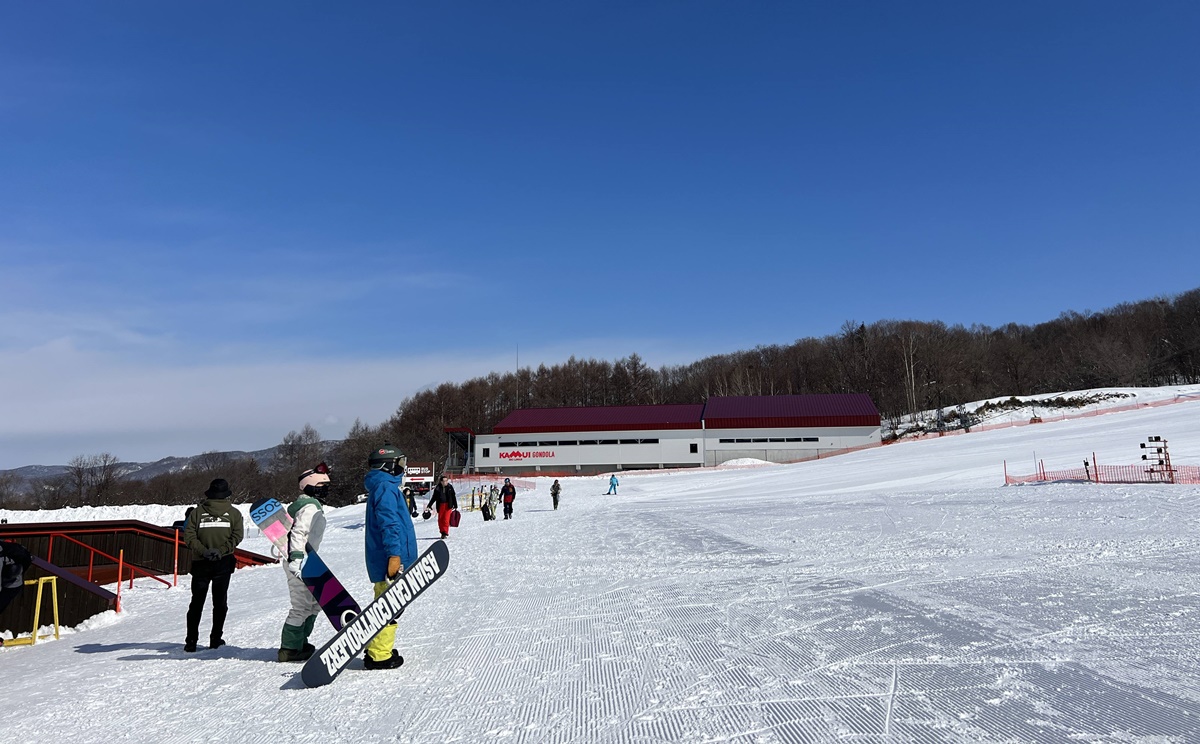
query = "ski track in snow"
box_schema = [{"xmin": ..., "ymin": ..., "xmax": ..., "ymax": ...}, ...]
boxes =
[{"xmin": 3, "ymin": 387, "xmax": 1200, "ymax": 742}]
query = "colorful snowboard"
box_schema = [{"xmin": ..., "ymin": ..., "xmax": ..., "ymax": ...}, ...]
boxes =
[
  {"xmin": 300, "ymin": 540, "xmax": 450, "ymax": 688},
  {"xmin": 249, "ymin": 496, "xmax": 362, "ymax": 631},
  {"xmin": 301, "ymin": 549, "xmax": 360, "ymax": 630},
  {"xmin": 249, "ymin": 496, "xmax": 293, "ymax": 559}
]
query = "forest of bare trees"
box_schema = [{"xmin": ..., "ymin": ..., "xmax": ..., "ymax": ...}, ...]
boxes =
[{"xmin": 5, "ymin": 288, "xmax": 1198, "ymax": 510}]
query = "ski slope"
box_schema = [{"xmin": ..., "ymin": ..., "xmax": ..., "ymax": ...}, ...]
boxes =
[{"xmin": 4, "ymin": 386, "xmax": 1200, "ymax": 742}]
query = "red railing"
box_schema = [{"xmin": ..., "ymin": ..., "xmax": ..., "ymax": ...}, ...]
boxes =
[{"xmin": 46, "ymin": 532, "xmax": 172, "ymax": 589}]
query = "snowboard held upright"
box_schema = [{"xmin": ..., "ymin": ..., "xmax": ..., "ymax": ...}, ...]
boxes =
[
  {"xmin": 300, "ymin": 540, "xmax": 450, "ymax": 688},
  {"xmin": 249, "ymin": 496, "xmax": 362, "ymax": 630}
]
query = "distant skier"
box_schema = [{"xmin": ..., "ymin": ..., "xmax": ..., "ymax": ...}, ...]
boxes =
[
  {"xmin": 500, "ymin": 478, "xmax": 516, "ymax": 519},
  {"xmin": 402, "ymin": 486, "xmax": 418, "ymax": 518},
  {"xmin": 277, "ymin": 462, "xmax": 330, "ymax": 663},
  {"xmin": 362, "ymin": 444, "xmax": 417, "ymax": 670},
  {"xmin": 550, "ymin": 479, "xmax": 562, "ymax": 510},
  {"xmin": 426, "ymin": 475, "xmax": 458, "ymax": 539},
  {"xmin": 606, "ymin": 474, "xmax": 619, "ymax": 495},
  {"xmin": 182, "ymin": 478, "xmax": 244, "ymax": 653},
  {"xmin": 485, "ymin": 484, "xmax": 499, "ymax": 521}
]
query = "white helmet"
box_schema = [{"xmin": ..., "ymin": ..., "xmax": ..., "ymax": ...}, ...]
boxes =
[{"xmin": 299, "ymin": 462, "xmax": 331, "ymax": 495}]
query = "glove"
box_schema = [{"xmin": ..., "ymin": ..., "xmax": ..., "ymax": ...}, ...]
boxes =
[
  {"xmin": 202, "ymin": 549, "xmax": 221, "ymax": 561},
  {"xmin": 387, "ymin": 555, "xmax": 402, "ymax": 578},
  {"xmin": 287, "ymin": 558, "xmax": 303, "ymax": 578}
]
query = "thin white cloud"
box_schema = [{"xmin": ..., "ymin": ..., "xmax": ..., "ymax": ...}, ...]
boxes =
[{"xmin": 0, "ymin": 335, "xmax": 707, "ymax": 468}]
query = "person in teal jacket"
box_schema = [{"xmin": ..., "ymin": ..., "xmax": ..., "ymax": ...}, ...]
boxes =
[
  {"xmin": 606, "ymin": 474, "xmax": 619, "ymax": 495},
  {"xmin": 362, "ymin": 444, "xmax": 417, "ymax": 670}
]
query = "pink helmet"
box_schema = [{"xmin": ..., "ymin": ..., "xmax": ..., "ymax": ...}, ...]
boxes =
[{"xmin": 299, "ymin": 462, "xmax": 331, "ymax": 492}]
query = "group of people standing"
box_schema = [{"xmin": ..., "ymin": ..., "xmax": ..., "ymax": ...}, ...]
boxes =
[
  {"xmin": 179, "ymin": 445, "xmax": 417, "ymax": 670},
  {"xmin": 177, "ymin": 458, "xmax": 578, "ymax": 668}
]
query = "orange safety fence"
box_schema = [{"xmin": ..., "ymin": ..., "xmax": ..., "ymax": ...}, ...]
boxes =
[
  {"xmin": 906, "ymin": 393, "xmax": 1200, "ymax": 442},
  {"xmin": 450, "ymin": 475, "xmax": 536, "ymax": 493},
  {"xmin": 1005, "ymin": 461, "xmax": 1200, "ymax": 486}
]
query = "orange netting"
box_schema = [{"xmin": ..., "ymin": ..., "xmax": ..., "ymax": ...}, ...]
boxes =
[{"xmin": 1005, "ymin": 463, "xmax": 1200, "ymax": 486}]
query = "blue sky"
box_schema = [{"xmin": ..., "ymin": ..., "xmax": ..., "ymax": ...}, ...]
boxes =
[{"xmin": 2, "ymin": 2, "xmax": 1198, "ymax": 468}]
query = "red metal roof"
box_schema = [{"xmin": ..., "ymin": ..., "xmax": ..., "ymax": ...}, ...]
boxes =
[
  {"xmin": 492, "ymin": 404, "xmax": 705, "ymax": 434},
  {"xmin": 701, "ymin": 394, "xmax": 880, "ymax": 429}
]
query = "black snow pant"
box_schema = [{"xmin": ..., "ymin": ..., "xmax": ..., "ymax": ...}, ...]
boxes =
[
  {"xmin": 503, "ymin": 502, "xmax": 513, "ymax": 519},
  {"xmin": 0, "ymin": 585, "xmax": 21, "ymax": 614},
  {"xmin": 187, "ymin": 560, "xmax": 233, "ymax": 644}
]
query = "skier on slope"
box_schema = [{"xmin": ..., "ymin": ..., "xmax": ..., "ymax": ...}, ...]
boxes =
[
  {"xmin": 277, "ymin": 462, "xmax": 330, "ymax": 663},
  {"xmin": 402, "ymin": 486, "xmax": 419, "ymax": 518},
  {"xmin": 500, "ymin": 478, "xmax": 517, "ymax": 519},
  {"xmin": 362, "ymin": 444, "xmax": 417, "ymax": 670},
  {"xmin": 483, "ymin": 483, "xmax": 499, "ymax": 521},
  {"xmin": 425, "ymin": 475, "xmax": 458, "ymax": 539},
  {"xmin": 550, "ymin": 479, "xmax": 562, "ymax": 510},
  {"xmin": 606, "ymin": 474, "xmax": 619, "ymax": 495}
]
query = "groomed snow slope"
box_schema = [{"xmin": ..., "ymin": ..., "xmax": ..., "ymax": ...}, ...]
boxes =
[{"xmin": 4, "ymin": 388, "xmax": 1200, "ymax": 743}]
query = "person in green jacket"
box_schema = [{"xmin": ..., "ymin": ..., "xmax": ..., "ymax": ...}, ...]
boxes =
[{"xmin": 183, "ymin": 478, "xmax": 244, "ymax": 653}]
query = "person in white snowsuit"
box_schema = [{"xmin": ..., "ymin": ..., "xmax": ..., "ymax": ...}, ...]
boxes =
[{"xmin": 277, "ymin": 463, "xmax": 330, "ymax": 662}]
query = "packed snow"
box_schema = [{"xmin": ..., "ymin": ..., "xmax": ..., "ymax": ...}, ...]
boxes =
[{"xmin": 4, "ymin": 386, "xmax": 1200, "ymax": 742}]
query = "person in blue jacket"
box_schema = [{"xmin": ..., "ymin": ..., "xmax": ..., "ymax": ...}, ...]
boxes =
[
  {"xmin": 606, "ymin": 474, "xmax": 619, "ymax": 495},
  {"xmin": 362, "ymin": 444, "xmax": 417, "ymax": 671}
]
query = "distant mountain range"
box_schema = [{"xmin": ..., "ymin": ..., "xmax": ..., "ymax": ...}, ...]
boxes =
[{"xmin": 1, "ymin": 446, "xmax": 287, "ymax": 487}]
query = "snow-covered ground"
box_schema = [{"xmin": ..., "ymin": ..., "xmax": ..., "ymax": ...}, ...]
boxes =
[{"xmin": 4, "ymin": 386, "xmax": 1200, "ymax": 742}]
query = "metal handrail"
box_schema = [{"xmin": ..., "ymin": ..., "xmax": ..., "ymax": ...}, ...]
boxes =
[{"xmin": 47, "ymin": 532, "xmax": 172, "ymax": 588}]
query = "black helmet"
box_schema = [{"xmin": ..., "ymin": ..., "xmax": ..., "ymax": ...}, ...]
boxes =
[{"xmin": 368, "ymin": 444, "xmax": 406, "ymax": 476}]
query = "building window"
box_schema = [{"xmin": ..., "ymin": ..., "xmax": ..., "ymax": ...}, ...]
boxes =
[
  {"xmin": 599, "ymin": 439, "xmax": 618, "ymax": 445},
  {"xmin": 689, "ymin": 443, "xmax": 698, "ymax": 454},
  {"xmin": 482, "ymin": 448, "xmax": 490, "ymax": 458}
]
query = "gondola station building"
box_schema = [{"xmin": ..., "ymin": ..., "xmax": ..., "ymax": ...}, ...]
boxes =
[{"xmin": 468, "ymin": 394, "xmax": 881, "ymax": 476}]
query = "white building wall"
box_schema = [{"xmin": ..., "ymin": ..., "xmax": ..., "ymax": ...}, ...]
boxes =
[
  {"xmin": 474, "ymin": 424, "xmax": 881, "ymax": 472},
  {"xmin": 702, "ymin": 426, "xmax": 881, "ymax": 466},
  {"xmin": 474, "ymin": 429, "xmax": 704, "ymax": 472}
]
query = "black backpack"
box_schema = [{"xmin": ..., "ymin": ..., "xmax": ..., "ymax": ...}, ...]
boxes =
[{"xmin": 0, "ymin": 540, "xmax": 32, "ymax": 570}]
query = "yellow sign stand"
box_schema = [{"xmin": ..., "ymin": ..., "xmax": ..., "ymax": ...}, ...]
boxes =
[{"xmin": 4, "ymin": 576, "xmax": 61, "ymax": 647}]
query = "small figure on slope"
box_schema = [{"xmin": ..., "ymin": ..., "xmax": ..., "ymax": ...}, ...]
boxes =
[
  {"xmin": 426, "ymin": 475, "xmax": 458, "ymax": 539},
  {"xmin": 277, "ymin": 462, "xmax": 330, "ymax": 663},
  {"xmin": 402, "ymin": 486, "xmax": 419, "ymax": 518},
  {"xmin": 550, "ymin": 479, "xmax": 562, "ymax": 511},
  {"xmin": 606, "ymin": 474, "xmax": 619, "ymax": 495},
  {"xmin": 500, "ymin": 478, "xmax": 517, "ymax": 520},
  {"xmin": 362, "ymin": 444, "xmax": 417, "ymax": 670},
  {"xmin": 183, "ymin": 478, "xmax": 244, "ymax": 653}
]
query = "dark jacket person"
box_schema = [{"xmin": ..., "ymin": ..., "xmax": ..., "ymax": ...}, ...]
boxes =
[
  {"xmin": 426, "ymin": 477, "xmax": 458, "ymax": 539},
  {"xmin": 182, "ymin": 478, "xmax": 244, "ymax": 652}
]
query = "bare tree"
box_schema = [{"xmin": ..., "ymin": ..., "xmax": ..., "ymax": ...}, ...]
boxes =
[{"xmin": 0, "ymin": 471, "xmax": 26, "ymax": 510}]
